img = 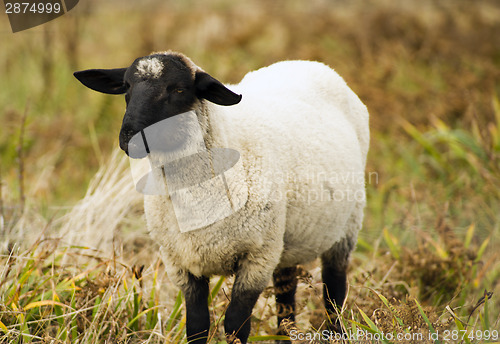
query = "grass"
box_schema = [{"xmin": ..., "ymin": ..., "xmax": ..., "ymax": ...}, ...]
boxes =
[
  {"xmin": 0, "ymin": 239, "xmax": 177, "ymax": 343},
  {"xmin": 1, "ymin": 0, "xmax": 499, "ymax": 343}
]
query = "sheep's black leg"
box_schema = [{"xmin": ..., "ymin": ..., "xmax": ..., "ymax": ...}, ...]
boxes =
[
  {"xmin": 223, "ymin": 237, "xmax": 282, "ymax": 344},
  {"xmin": 224, "ymin": 286, "xmax": 261, "ymax": 344},
  {"xmin": 321, "ymin": 261, "xmax": 346, "ymax": 330},
  {"xmin": 273, "ymin": 266, "xmax": 297, "ymax": 342},
  {"xmin": 321, "ymin": 236, "xmax": 355, "ymax": 332},
  {"xmin": 183, "ymin": 274, "xmax": 210, "ymax": 344}
]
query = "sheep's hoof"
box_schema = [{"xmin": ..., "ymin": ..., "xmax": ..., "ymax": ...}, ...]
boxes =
[
  {"xmin": 324, "ymin": 317, "xmax": 343, "ymax": 333},
  {"xmin": 226, "ymin": 332, "xmax": 242, "ymax": 344}
]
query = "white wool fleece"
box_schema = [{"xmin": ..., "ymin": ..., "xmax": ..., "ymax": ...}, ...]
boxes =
[{"xmin": 144, "ymin": 60, "xmax": 369, "ymax": 292}]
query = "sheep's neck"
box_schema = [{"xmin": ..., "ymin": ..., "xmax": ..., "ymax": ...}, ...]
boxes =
[{"xmin": 198, "ymin": 101, "xmax": 223, "ymax": 150}]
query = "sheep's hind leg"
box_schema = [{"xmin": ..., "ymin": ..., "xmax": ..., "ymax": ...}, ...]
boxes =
[
  {"xmin": 183, "ymin": 274, "xmax": 210, "ymax": 344},
  {"xmin": 272, "ymin": 266, "xmax": 297, "ymax": 343},
  {"xmin": 320, "ymin": 235, "xmax": 355, "ymax": 332}
]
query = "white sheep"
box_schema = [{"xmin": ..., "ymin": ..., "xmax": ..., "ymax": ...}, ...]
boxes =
[{"xmin": 74, "ymin": 51, "xmax": 369, "ymax": 344}]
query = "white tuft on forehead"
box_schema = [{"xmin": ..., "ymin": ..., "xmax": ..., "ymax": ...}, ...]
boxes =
[
  {"xmin": 151, "ymin": 50, "xmax": 203, "ymax": 77},
  {"xmin": 135, "ymin": 57, "xmax": 164, "ymax": 78}
]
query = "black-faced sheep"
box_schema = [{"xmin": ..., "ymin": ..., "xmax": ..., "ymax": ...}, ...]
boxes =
[{"xmin": 74, "ymin": 51, "xmax": 369, "ymax": 344}]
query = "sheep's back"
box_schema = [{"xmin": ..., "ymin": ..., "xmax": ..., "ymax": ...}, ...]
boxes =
[{"xmin": 223, "ymin": 61, "xmax": 369, "ymax": 265}]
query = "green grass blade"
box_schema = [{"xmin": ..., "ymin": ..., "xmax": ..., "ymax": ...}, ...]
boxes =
[
  {"xmin": 131, "ymin": 285, "xmax": 142, "ymax": 331},
  {"xmin": 475, "ymin": 237, "xmax": 490, "ymax": 262},
  {"xmin": 92, "ymin": 296, "xmax": 102, "ymax": 320},
  {"xmin": 464, "ymin": 224, "xmax": 475, "ymax": 250},
  {"xmin": 166, "ymin": 290, "xmax": 183, "ymax": 332},
  {"xmin": 454, "ymin": 317, "xmax": 471, "ymax": 344},
  {"xmin": 357, "ymin": 307, "xmax": 391, "ymax": 344},
  {"xmin": 383, "ymin": 227, "xmax": 400, "ymax": 260},
  {"xmin": 349, "ymin": 319, "xmax": 376, "ymax": 334},
  {"xmin": 356, "ymin": 237, "xmax": 374, "ymax": 252},
  {"xmin": 372, "ymin": 289, "xmax": 404, "ymax": 327},
  {"xmin": 209, "ymin": 276, "xmax": 225, "ymax": 305},
  {"xmin": 414, "ymin": 299, "xmax": 440, "ymax": 344},
  {"xmin": 401, "ymin": 120, "xmax": 448, "ymax": 174},
  {"xmin": 71, "ymin": 296, "xmax": 78, "ymax": 341},
  {"xmin": 127, "ymin": 306, "xmax": 159, "ymax": 329},
  {"xmin": 480, "ymin": 292, "xmax": 490, "ymax": 330},
  {"xmin": 0, "ymin": 320, "xmax": 7, "ymax": 334},
  {"xmin": 146, "ymin": 266, "xmax": 159, "ymax": 329}
]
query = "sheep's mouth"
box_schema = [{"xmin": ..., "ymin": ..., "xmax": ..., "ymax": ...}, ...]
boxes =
[
  {"xmin": 123, "ymin": 110, "xmax": 203, "ymax": 160},
  {"xmin": 119, "ymin": 131, "xmax": 148, "ymax": 159},
  {"xmin": 126, "ymin": 135, "xmax": 149, "ymax": 159},
  {"xmin": 125, "ymin": 130, "xmax": 192, "ymax": 160}
]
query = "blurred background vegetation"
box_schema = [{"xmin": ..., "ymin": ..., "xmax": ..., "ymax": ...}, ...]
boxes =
[{"xmin": 0, "ymin": 0, "xmax": 499, "ymax": 342}]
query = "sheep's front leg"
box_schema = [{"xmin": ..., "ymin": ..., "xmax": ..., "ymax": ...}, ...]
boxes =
[
  {"xmin": 224, "ymin": 287, "xmax": 262, "ymax": 343},
  {"xmin": 224, "ymin": 259, "xmax": 274, "ymax": 344},
  {"xmin": 182, "ymin": 274, "xmax": 210, "ymax": 344}
]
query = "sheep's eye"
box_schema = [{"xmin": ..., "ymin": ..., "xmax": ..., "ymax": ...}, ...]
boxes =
[{"xmin": 175, "ymin": 88, "xmax": 185, "ymax": 94}]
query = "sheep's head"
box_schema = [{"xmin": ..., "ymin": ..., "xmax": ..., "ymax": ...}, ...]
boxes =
[{"xmin": 74, "ymin": 52, "xmax": 242, "ymax": 157}]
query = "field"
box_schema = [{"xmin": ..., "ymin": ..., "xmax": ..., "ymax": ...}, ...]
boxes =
[{"xmin": 1, "ymin": 0, "xmax": 499, "ymax": 342}]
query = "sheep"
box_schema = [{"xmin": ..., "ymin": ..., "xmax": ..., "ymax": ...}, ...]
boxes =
[{"xmin": 74, "ymin": 51, "xmax": 369, "ymax": 344}]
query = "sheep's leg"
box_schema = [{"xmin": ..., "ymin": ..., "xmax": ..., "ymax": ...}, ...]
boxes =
[
  {"xmin": 320, "ymin": 235, "xmax": 355, "ymax": 332},
  {"xmin": 183, "ymin": 274, "xmax": 210, "ymax": 344},
  {"xmin": 224, "ymin": 259, "xmax": 275, "ymax": 344},
  {"xmin": 224, "ymin": 287, "xmax": 262, "ymax": 343},
  {"xmin": 273, "ymin": 266, "xmax": 297, "ymax": 342}
]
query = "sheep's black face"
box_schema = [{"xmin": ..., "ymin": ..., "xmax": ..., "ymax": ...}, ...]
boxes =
[
  {"xmin": 73, "ymin": 52, "xmax": 242, "ymax": 157},
  {"xmin": 118, "ymin": 54, "xmax": 199, "ymax": 156}
]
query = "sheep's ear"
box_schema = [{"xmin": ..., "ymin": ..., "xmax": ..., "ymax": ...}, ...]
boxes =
[
  {"xmin": 195, "ymin": 71, "xmax": 242, "ymax": 106},
  {"xmin": 73, "ymin": 68, "xmax": 127, "ymax": 94}
]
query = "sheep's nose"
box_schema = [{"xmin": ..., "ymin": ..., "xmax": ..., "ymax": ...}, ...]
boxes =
[
  {"xmin": 120, "ymin": 127, "xmax": 149, "ymax": 159},
  {"xmin": 119, "ymin": 126, "xmax": 136, "ymax": 156},
  {"xmin": 119, "ymin": 137, "xmax": 129, "ymax": 155}
]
